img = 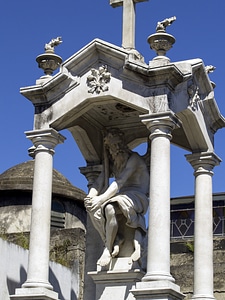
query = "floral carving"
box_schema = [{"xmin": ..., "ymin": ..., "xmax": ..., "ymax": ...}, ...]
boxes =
[{"xmin": 87, "ymin": 65, "xmax": 111, "ymax": 94}]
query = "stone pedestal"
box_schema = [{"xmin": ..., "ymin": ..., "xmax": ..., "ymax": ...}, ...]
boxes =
[
  {"xmin": 131, "ymin": 281, "xmax": 184, "ymax": 300},
  {"xmin": 10, "ymin": 288, "xmax": 58, "ymax": 300},
  {"xmin": 89, "ymin": 258, "xmax": 144, "ymax": 300}
]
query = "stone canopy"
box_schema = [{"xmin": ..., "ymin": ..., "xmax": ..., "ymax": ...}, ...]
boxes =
[
  {"xmin": 20, "ymin": 38, "xmax": 225, "ymax": 166},
  {"xmin": 14, "ymin": 4, "xmax": 225, "ymax": 298}
]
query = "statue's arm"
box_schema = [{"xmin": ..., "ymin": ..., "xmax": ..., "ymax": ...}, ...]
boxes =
[
  {"xmin": 85, "ymin": 154, "xmax": 139, "ymax": 211},
  {"xmin": 85, "ymin": 181, "xmax": 118, "ymax": 211},
  {"xmin": 98, "ymin": 181, "xmax": 119, "ymax": 201},
  {"xmin": 98, "ymin": 153, "xmax": 139, "ymax": 199}
]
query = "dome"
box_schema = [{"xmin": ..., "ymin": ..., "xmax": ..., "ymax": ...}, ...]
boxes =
[{"xmin": 0, "ymin": 160, "xmax": 86, "ymax": 202}]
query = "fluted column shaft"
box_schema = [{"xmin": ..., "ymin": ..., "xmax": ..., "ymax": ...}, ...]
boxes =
[
  {"xmin": 141, "ymin": 113, "xmax": 179, "ymax": 282},
  {"xmin": 23, "ymin": 129, "xmax": 65, "ymax": 290},
  {"xmin": 186, "ymin": 152, "xmax": 220, "ymax": 300}
]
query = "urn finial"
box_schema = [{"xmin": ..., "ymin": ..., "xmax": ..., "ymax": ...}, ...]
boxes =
[{"xmin": 147, "ymin": 17, "xmax": 176, "ymax": 61}]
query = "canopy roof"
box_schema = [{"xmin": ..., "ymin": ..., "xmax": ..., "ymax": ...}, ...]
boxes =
[{"xmin": 20, "ymin": 38, "xmax": 225, "ymax": 166}]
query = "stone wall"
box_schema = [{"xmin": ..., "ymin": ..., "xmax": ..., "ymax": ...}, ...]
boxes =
[
  {"xmin": 0, "ymin": 227, "xmax": 86, "ymax": 300},
  {"xmin": 2, "ymin": 233, "xmax": 224, "ymax": 299},
  {"xmin": 50, "ymin": 228, "xmax": 86, "ymax": 300},
  {"xmin": 171, "ymin": 238, "xmax": 225, "ymax": 299}
]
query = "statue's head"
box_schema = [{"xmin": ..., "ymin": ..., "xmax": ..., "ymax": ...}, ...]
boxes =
[{"xmin": 104, "ymin": 128, "xmax": 128, "ymax": 156}]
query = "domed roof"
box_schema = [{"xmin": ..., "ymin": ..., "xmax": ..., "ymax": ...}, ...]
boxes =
[{"xmin": 0, "ymin": 160, "xmax": 86, "ymax": 202}]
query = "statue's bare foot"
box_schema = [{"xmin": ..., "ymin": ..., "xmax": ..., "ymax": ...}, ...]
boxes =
[
  {"xmin": 97, "ymin": 248, "xmax": 112, "ymax": 266},
  {"xmin": 112, "ymin": 235, "xmax": 124, "ymax": 258},
  {"xmin": 112, "ymin": 245, "xmax": 119, "ymax": 258},
  {"xmin": 130, "ymin": 244, "xmax": 141, "ymax": 262}
]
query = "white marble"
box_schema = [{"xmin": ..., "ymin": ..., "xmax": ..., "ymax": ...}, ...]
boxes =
[
  {"xmin": 11, "ymin": 287, "xmax": 58, "ymax": 300},
  {"xmin": 19, "ymin": 11, "xmax": 225, "ymax": 298},
  {"xmin": 89, "ymin": 258, "xmax": 144, "ymax": 300},
  {"xmin": 11, "ymin": 129, "xmax": 65, "ymax": 300},
  {"xmin": 132, "ymin": 280, "xmax": 184, "ymax": 300},
  {"xmin": 186, "ymin": 152, "xmax": 221, "ymax": 300},
  {"xmin": 110, "ymin": 0, "xmax": 148, "ymax": 49},
  {"xmin": 141, "ymin": 113, "xmax": 179, "ymax": 283}
]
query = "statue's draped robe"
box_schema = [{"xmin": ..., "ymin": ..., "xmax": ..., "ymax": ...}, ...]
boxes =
[{"xmin": 87, "ymin": 152, "xmax": 149, "ymax": 243}]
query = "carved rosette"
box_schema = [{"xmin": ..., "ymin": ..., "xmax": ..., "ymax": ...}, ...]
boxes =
[{"xmin": 87, "ymin": 65, "xmax": 111, "ymax": 94}]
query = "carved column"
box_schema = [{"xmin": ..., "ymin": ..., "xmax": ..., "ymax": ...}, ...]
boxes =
[
  {"xmin": 11, "ymin": 129, "xmax": 65, "ymax": 300},
  {"xmin": 186, "ymin": 152, "xmax": 220, "ymax": 300},
  {"xmin": 132, "ymin": 112, "xmax": 184, "ymax": 300}
]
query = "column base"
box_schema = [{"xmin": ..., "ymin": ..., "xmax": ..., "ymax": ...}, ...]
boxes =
[
  {"xmin": 89, "ymin": 257, "xmax": 145, "ymax": 300},
  {"xmin": 142, "ymin": 272, "xmax": 175, "ymax": 283},
  {"xmin": 192, "ymin": 295, "xmax": 215, "ymax": 300},
  {"xmin": 10, "ymin": 287, "xmax": 59, "ymax": 300},
  {"xmin": 131, "ymin": 280, "xmax": 185, "ymax": 300}
]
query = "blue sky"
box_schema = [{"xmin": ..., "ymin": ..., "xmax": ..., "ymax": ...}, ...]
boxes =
[{"xmin": 1, "ymin": 0, "xmax": 225, "ymax": 197}]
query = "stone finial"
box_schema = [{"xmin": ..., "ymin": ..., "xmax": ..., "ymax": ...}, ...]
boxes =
[
  {"xmin": 36, "ymin": 37, "xmax": 63, "ymax": 80},
  {"xmin": 156, "ymin": 16, "xmax": 176, "ymax": 32},
  {"xmin": 44, "ymin": 37, "xmax": 62, "ymax": 53},
  {"xmin": 205, "ymin": 65, "xmax": 216, "ymax": 74},
  {"xmin": 205, "ymin": 65, "xmax": 216, "ymax": 89},
  {"xmin": 147, "ymin": 16, "xmax": 176, "ymax": 60}
]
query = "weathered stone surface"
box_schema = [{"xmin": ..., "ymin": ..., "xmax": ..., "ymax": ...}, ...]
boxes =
[
  {"xmin": 0, "ymin": 160, "xmax": 85, "ymax": 201},
  {"xmin": 50, "ymin": 228, "xmax": 86, "ymax": 300},
  {"xmin": 2, "ymin": 228, "xmax": 86, "ymax": 300},
  {"xmin": 170, "ymin": 238, "xmax": 225, "ymax": 299},
  {"xmin": 0, "ymin": 160, "xmax": 87, "ymax": 234}
]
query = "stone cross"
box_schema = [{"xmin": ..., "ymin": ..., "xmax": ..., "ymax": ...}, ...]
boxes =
[{"xmin": 110, "ymin": 0, "xmax": 148, "ymax": 49}]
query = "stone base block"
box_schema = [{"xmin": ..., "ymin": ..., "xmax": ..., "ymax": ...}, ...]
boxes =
[
  {"xmin": 131, "ymin": 280, "xmax": 185, "ymax": 300},
  {"xmin": 10, "ymin": 287, "xmax": 59, "ymax": 300},
  {"xmin": 89, "ymin": 259, "xmax": 145, "ymax": 300},
  {"xmin": 97, "ymin": 257, "xmax": 141, "ymax": 272}
]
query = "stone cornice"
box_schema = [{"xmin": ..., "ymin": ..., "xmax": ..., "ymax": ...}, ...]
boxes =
[{"xmin": 20, "ymin": 71, "xmax": 80, "ymax": 106}]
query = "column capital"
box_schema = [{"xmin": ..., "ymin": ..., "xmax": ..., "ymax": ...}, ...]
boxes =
[
  {"xmin": 186, "ymin": 151, "xmax": 221, "ymax": 176},
  {"xmin": 141, "ymin": 111, "xmax": 181, "ymax": 140},
  {"xmin": 25, "ymin": 128, "xmax": 66, "ymax": 154},
  {"xmin": 79, "ymin": 164, "xmax": 103, "ymax": 190}
]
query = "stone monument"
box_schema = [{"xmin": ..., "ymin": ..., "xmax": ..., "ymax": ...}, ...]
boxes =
[{"xmin": 10, "ymin": 1, "xmax": 225, "ymax": 300}]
